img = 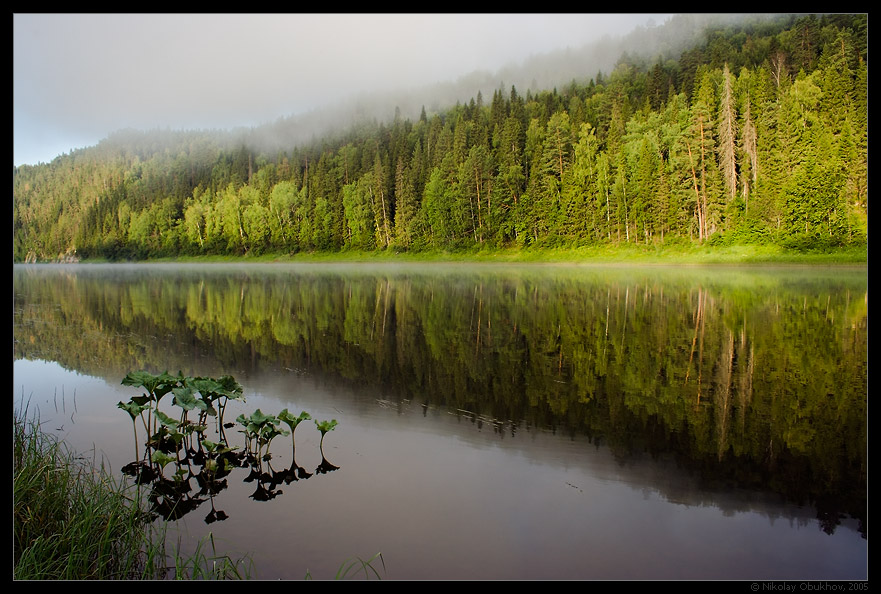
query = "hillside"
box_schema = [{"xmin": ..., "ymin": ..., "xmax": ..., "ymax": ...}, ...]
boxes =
[{"xmin": 12, "ymin": 13, "xmax": 867, "ymax": 262}]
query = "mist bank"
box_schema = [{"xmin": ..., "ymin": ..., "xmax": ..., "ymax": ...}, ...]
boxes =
[
  {"xmin": 231, "ymin": 14, "xmax": 779, "ymax": 157},
  {"xmin": 21, "ymin": 14, "xmax": 774, "ymax": 163}
]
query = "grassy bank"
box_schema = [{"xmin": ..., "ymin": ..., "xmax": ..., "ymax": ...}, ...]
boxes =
[
  {"xmin": 103, "ymin": 243, "xmax": 867, "ymax": 266},
  {"xmin": 12, "ymin": 409, "xmax": 253, "ymax": 580}
]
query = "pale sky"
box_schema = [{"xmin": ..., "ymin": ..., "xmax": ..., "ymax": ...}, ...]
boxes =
[{"xmin": 13, "ymin": 13, "xmax": 673, "ymax": 167}]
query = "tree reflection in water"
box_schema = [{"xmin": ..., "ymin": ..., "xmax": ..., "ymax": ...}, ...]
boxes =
[{"xmin": 13, "ymin": 263, "xmax": 867, "ymax": 537}]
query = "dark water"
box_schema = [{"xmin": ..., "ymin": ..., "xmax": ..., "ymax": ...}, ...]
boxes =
[{"xmin": 12, "ymin": 262, "xmax": 867, "ymax": 580}]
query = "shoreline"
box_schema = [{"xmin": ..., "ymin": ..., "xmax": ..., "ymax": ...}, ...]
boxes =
[{"xmin": 20, "ymin": 244, "xmax": 867, "ymax": 266}]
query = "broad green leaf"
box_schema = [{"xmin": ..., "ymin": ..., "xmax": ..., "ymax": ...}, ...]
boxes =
[
  {"xmin": 315, "ymin": 419, "xmax": 339, "ymax": 435},
  {"xmin": 131, "ymin": 394, "xmax": 152, "ymax": 407},
  {"xmin": 278, "ymin": 409, "xmax": 311, "ymax": 430},
  {"xmin": 122, "ymin": 370, "xmax": 179, "ymax": 401},
  {"xmin": 173, "ymin": 386, "xmax": 207, "ymax": 412},
  {"xmin": 186, "ymin": 377, "xmax": 223, "ymax": 401},
  {"xmin": 117, "ymin": 400, "xmax": 149, "ymax": 420},
  {"xmin": 199, "ymin": 438, "xmax": 235, "ymax": 455},
  {"xmin": 259, "ymin": 425, "xmax": 288, "ymax": 441},
  {"xmin": 216, "ymin": 375, "xmax": 245, "ymax": 399},
  {"xmin": 154, "ymin": 409, "xmax": 180, "ymax": 429},
  {"xmin": 151, "ymin": 450, "xmax": 176, "ymax": 469}
]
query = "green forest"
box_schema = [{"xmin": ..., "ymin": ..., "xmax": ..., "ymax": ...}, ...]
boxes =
[{"xmin": 12, "ymin": 14, "xmax": 868, "ymax": 262}]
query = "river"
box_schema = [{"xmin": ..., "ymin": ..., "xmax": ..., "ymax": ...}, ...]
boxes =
[{"xmin": 12, "ymin": 262, "xmax": 868, "ymax": 580}]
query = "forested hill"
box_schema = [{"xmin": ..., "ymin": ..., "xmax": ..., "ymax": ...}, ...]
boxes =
[{"xmin": 13, "ymin": 14, "xmax": 867, "ymax": 262}]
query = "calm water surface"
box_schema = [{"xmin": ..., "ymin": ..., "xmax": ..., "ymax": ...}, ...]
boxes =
[{"xmin": 12, "ymin": 263, "xmax": 867, "ymax": 580}]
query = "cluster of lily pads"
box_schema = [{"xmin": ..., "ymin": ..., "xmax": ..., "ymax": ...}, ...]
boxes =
[{"xmin": 117, "ymin": 370, "xmax": 338, "ymax": 523}]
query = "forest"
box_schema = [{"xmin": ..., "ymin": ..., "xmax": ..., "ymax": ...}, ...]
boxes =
[{"xmin": 12, "ymin": 13, "xmax": 868, "ymax": 262}]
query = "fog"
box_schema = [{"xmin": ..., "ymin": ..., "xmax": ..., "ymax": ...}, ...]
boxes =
[{"xmin": 14, "ymin": 13, "xmax": 768, "ymax": 167}]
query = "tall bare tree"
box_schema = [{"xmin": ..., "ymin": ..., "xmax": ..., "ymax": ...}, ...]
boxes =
[{"xmin": 718, "ymin": 64, "xmax": 738, "ymax": 204}]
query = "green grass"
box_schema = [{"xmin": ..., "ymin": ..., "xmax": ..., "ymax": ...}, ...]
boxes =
[
  {"xmin": 103, "ymin": 242, "xmax": 867, "ymax": 266},
  {"xmin": 13, "ymin": 407, "xmax": 381, "ymax": 580},
  {"xmin": 306, "ymin": 552, "xmax": 386, "ymax": 580},
  {"xmin": 13, "ymin": 408, "xmax": 253, "ymax": 580}
]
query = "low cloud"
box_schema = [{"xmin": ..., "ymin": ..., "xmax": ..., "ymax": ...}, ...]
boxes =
[{"xmin": 17, "ymin": 14, "xmax": 748, "ymax": 166}]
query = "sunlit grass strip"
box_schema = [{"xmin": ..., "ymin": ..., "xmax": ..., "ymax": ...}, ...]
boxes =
[
  {"xmin": 13, "ymin": 409, "xmax": 252, "ymax": 580},
  {"xmin": 140, "ymin": 242, "xmax": 867, "ymax": 265}
]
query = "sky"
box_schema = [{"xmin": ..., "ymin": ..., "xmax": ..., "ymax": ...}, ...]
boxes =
[{"xmin": 13, "ymin": 13, "xmax": 674, "ymax": 167}]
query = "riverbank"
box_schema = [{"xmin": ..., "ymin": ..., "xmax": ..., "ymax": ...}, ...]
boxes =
[
  {"xmin": 89, "ymin": 243, "xmax": 868, "ymax": 266},
  {"xmin": 13, "ymin": 410, "xmax": 253, "ymax": 580}
]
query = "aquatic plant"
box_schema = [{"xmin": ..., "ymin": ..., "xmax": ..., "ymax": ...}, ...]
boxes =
[
  {"xmin": 278, "ymin": 408, "xmax": 312, "ymax": 442},
  {"xmin": 314, "ymin": 419, "xmax": 340, "ymax": 474},
  {"xmin": 117, "ymin": 399, "xmax": 151, "ymax": 461},
  {"xmin": 184, "ymin": 375, "xmax": 244, "ymax": 436},
  {"xmin": 236, "ymin": 409, "xmax": 289, "ymax": 462},
  {"xmin": 314, "ymin": 418, "xmax": 338, "ymax": 446},
  {"xmin": 121, "ymin": 370, "xmax": 180, "ymax": 436},
  {"xmin": 119, "ymin": 370, "xmax": 342, "ymax": 522}
]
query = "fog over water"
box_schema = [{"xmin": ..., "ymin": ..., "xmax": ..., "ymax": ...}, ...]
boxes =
[{"xmin": 14, "ymin": 13, "xmax": 776, "ymax": 167}]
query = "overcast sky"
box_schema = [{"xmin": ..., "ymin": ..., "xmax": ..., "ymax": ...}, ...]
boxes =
[{"xmin": 13, "ymin": 13, "xmax": 674, "ymax": 167}]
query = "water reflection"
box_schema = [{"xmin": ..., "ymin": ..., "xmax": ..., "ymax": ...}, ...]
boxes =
[{"xmin": 12, "ymin": 262, "xmax": 867, "ymax": 577}]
